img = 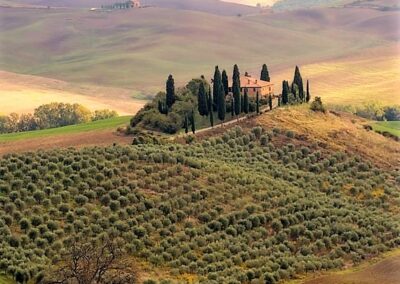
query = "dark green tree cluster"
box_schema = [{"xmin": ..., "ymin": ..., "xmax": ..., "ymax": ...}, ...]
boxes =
[
  {"xmin": 232, "ymin": 64, "xmax": 241, "ymax": 116},
  {"xmin": 132, "ymin": 64, "xmax": 273, "ymax": 134},
  {"xmin": 260, "ymin": 64, "xmax": 270, "ymax": 82},
  {"xmin": 281, "ymin": 66, "xmax": 310, "ymax": 105}
]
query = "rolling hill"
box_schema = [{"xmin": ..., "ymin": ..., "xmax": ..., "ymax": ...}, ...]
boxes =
[
  {"xmin": 0, "ymin": 70, "xmax": 145, "ymax": 115},
  {"xmin": 11, "ymin": 0, "xmax": 260, "ymax": 15},
  {"xmin": 1, "ymin": 5, "xmax": 397, "ymax": 107},
  {"xmin": 0, "ymin": 106, "xmax": 398, "ymax": 283}
]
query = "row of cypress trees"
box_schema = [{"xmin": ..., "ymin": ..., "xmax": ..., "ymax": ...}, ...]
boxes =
[{"xmin": 161, "ymin": 64, "xmax": 273, "ymax": 133}]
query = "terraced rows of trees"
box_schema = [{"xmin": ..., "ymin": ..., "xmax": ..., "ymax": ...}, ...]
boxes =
[{"xmin": 0, "ymin": 124, "xmax": 399, "ymax": 283}]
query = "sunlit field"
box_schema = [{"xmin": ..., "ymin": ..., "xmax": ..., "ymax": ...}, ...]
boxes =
[
  {"xmin": 273, "ymin": 45, "xmax": 400, "ymax": 106},
  {"xmin": 0, "ymin": 71, "xmax": 145, "ymax": 115}
]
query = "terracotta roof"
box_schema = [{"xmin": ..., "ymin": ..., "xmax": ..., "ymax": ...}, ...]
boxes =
[{"xmin": 229, "ymin": 75, "xmax": 273, "ymax": 88}]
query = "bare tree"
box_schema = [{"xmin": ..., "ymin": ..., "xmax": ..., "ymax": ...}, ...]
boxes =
[{"xmin": 41, "ymin": 236, "xmax": 136, "ymax": 284}]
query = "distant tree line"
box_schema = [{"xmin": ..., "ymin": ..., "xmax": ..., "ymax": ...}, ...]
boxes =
[
  {"xmin": 330, "ymin": 103, "xmax": 400, "ymax": 121},
  {"xmin": 131, "ymin": 64, "xmax": 274, "ymax": 134},
  {"xmin": 0, "ymin": 103, "xmax": 118, "ymax": 134}
]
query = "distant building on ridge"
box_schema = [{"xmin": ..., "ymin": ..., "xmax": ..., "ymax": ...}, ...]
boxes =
[
  {"xmin": 228, "ymin": 74, "xmax": 274, "ymax": 98},
  {"xmin": 129, "ymin": 0, "xmax": 141, "ymax": 8}
]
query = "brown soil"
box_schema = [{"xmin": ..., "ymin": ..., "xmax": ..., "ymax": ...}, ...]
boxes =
[
  {"xmin": 0, "ymin": 130, "xmax": 132, "ymax": 155},
  {"xmin": 303, "ymin": 253, "xmax": 400, "ymax": 284}
]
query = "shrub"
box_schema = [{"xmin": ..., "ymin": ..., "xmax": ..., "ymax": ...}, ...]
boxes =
[{"xmin": 310, "ymin": 97, "xmax": 326, "ymax": 113}]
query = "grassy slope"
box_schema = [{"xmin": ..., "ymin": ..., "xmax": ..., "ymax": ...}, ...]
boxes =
[
  {"xmin": 0, "ymin": 7, "xmax": 393, "ymax": 98},
  {"xmin": 0, "ymin": 116, "xmax": 130, "ymax": 142},
  {"xmin": 371, "ymin": 121, "xmax": 400, "ymax": 137},
  {"xmin": 256, "ymin": 105, "xmax": 400, "ymax": 169}
]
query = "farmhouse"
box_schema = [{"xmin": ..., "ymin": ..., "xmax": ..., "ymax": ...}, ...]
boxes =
[
  {"xmin": 228, "ymin": 74, "xmax": 274, "ymax": 98},
  {"xmin": 129, "ymin": 0, "xmax": 141, "ymax": 8}
]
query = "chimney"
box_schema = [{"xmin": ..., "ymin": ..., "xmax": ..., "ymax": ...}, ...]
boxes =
[
  {"xmin": 255, "ymin": 80, "xmax": 258, "ymax": 83},
  {"xmin": 248, "ymin": 79, "xmax": 250, "ymax": 84}
]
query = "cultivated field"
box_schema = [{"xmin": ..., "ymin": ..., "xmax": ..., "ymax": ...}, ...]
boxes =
[
  {"xmin": 272, "ymin": 45, "xmax": 400, "ymax": 106},
  {"xmin": 0, "ymin": 5, "xmax": 397, "ymax": 103},
  {"xmin": 0, "ymin": 116, "xmax": 132, "ymax": 155},
  {"xmin": 0, "ymin": 71, "xmax": 145, "ymax": 115},
  {"xmin": 300, "ymin": 250, "xmax": 400, "ymax": 284}
]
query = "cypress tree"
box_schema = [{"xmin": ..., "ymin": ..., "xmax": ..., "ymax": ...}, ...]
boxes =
[
  {"xmin": 191, "ymin": 111, "xmax": 196, "ymax": 134},
  {"xmin": 158, "ymin": 100, "xmax": 163, "ymax": 114},
  {"xmin": 256, "ymin": 91, "xmax": 260, "ymax": 114},
  {"xmin": 282, "ymin": 80, "xmax": 289, "ymax": 105},
  {"xmin": 213, "ymin": 66, "xmax": 222, "ymax": 111},
  {"xmin": 231, "ymin": 97, "xmax": 235, "ymax": 118},
  {"xmin": 217, "ymin": 84, "xmax": 226, "ymax": 122},
  {"xmin": 243, "ymin": 88, "xmax": 249, "ymax": 114},
  {"xmin": 232, "ymin": 64, "xmax": 241, "ymax": 115},
  {"xmin": 208, "ymin": 87, "xmax": 214, "ymax": 128},
  {"xmin": 293, "ymin": 66, "xmax": 304, "ymax": 101},
  {"xmin": 184, "ymin": 115, "xmax": 189, "ymax": 134},
  {"xmin": 222, "ymin": 70, "xmax": 229, "ymax": 96},
  {"xmin": 306, "ymin": 80, "xmax": 311, "ymax": 103},
  {"xmin": 166, "ymin": 74, "xmax": 175, "ymax": 108},
  {"xmin": 260, "ymin": 64, "xmax": 270, "ymax": 82},
  {"xmin": 197, "ymin": 82, "xmax": 208, "ymax": 116},
  {"xmin": 269, "ymin": 95, "xmax": 273, "ymax": 110}
]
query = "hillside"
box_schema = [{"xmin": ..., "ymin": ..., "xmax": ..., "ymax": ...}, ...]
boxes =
[
  {"xmin": 1, "ymin": 5, "xmax": 397, "ymax": 106},
  {"xmin": 0, "ymin": 71, "xmax": 146, "ymax": 115},
  {"xmin": 11, "ymin": 0, "xmax": 260, "ymax": 15},
  {"xmin": 0, "ymin": 107, "xmax": 398, "ymax": 283}
]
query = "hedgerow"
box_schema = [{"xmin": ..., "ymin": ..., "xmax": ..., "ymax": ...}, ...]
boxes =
[{"xmin": 0, "ymin": 126, "xmax": 399, "ymax": 283}]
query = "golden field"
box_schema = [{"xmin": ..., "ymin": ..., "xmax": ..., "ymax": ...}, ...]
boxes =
[
  {"xmin": 273, "ymin": 44, "xmax": 400, "ymax": 106},
  {"xmin": 0, "ymin": 71, "xmax": 145, "ymax": 115},
  {"xmin": 256, "ymin": 105, "xmax": 400, "ymax": 169}
]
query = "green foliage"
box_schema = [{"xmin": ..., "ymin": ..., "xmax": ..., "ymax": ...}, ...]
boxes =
[
  {"xmin": 166, "ymin": 75, "xmax": 176, "ymax": 108},
  {"xmin": 281, "ymin": 81, "xmax": 289, "ymax": 105},
  {"xmin": 293, "ymin": 66, "xmax": 304, "ymax": 101},
  {"xmin": 233, "ymin": 64, "xmax": 241, "ymax": 116},
  {"xmin": 197, "ymin": 82, "xmax": 209, "ymax": 116},
  {"xmin": 222, "ymin": 70, "xmax": 229, "ymax": 96},
  {"xmin": 213, "ymin": 66, "xmax": 223, "ymax": 111},
  {"xmin": 310, "ymin": 97, "xmax": 326, "ymax": 113},
  {"xmin": 0, "ymin": 127, "xmax": 399, "ymax": 282},
  {"xmin": 0, "ymin": 103, "xmax": 118, "ymax": 135},
  {"xmin": 92, "ymin": 109, "xmax": 118, "ymax": 121},
  {"xmin": 260, "ymin": 64, "xmax": 270, "ymax": 82},
  {"xmin": 243, "ymin": 89, "xmax": 249, "ymax": 114},
  {"xmin": 217, "ymin": 84, "xmax": 226, "ymax": 122}
]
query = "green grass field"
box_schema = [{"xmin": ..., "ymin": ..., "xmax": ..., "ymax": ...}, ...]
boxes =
[
  {"xmin": 0, "ymin": 116, "xmax": 131, "ymax": 143},
  {"xmin": 371, "ymin": 121, "xmax": 400, "ymax": 137}
]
